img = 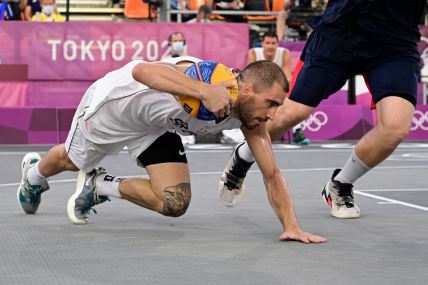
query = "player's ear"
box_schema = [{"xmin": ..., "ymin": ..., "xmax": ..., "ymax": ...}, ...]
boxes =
[{"xmin": 241, "ymin": 82, "xmax": 252, "ymax": 95}]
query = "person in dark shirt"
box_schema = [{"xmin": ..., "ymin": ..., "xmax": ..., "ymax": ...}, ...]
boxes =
[{"xmin": 219, "ymin": 0, "xmax": 426, "ymax": 219}]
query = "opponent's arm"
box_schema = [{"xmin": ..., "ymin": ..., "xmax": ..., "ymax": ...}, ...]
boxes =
[
  {"xmin": 132, "ymin": 62, "xmax": 234, "ymax": 118},
  {"xmin": 242, "ymin": 125, "xmax": 326, "ymax": 243}
]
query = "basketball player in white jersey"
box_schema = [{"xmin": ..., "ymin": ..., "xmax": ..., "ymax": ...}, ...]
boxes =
[{"xmin": 17, "ymin": 57, "xmax": 326, "ymax": 243}]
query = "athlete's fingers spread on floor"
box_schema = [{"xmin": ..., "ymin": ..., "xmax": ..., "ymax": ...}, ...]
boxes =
[{"xmin": 278, "ymin": 229, "xmax": 327, "ymax": 244}]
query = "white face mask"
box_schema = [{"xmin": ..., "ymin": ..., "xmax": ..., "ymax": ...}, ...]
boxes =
[
  {"xmin": 171, "ymin": 41, "xmax": 185, "ymax": 52},
  {"xmin": 42, "ymin": 5, "xmax": 54, "ymax": 16}
]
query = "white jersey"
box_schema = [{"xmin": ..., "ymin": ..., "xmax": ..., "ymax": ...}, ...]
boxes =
[
  {"xmin": 73, "ymin": 59, "xmax": 241, "ymax": 162},
  {"xmin": 254, "ymin": 47, "xmax": 285, "ymax": 67}
]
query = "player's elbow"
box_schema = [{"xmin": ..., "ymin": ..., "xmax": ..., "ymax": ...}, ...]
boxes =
[{"xmin": 132, "ymin": 63, "xmax": 148, "ymax": 83}]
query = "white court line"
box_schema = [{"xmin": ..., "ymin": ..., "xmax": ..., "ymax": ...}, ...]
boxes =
[
  {"xmin": 3, "ymin": 147, "xmax": 428, "ymax": 155},
  {"xmin": 354, "ymin": 190, "xmax": 428, "ymax": 212},
  {"xmin": 3, "ymin": 168, "xmax": 428, "ymax": 212},
  {"xmin": 2, "ymin": 166, "xmax": 428, "ymax": 187},
  {"xmin": 357, "ymin": 188, "xmax": 428, "ymax": 192},
  {"xmin": 0, "ymin": 179, "xmax": 77, "ymax": 187}
]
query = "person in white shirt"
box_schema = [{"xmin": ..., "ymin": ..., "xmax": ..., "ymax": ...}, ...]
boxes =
[
  {"xmin": 16, "ymin": 57, "xmax": 326, "ymax": 243},
  {"xmin": 247, "ymin": 31, "xmax": 310, "ymax": 145}
]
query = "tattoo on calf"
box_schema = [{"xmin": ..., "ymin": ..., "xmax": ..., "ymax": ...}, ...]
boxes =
[{"xmin": 162, "ymin": 183, "xmax": 192, "ymax": 217}]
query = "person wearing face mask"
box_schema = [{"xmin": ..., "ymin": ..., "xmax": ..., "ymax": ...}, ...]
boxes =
[
  {"xmin": 31, "ymin": 0, "xmax": 64, "ymax": 21},
  {"xmin": 163, "ymin": 32, "xmax": 187, "ymax": 59}
]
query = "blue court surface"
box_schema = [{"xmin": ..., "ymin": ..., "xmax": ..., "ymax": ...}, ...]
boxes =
[{"xmin": 1, "ymin": 142, "xmax": 427, "ymax": 285}]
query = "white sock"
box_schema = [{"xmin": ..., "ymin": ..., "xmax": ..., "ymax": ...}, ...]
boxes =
[
  {"xmin": 26, "ymin": 161, "xmax": 46, "ymax": 186},
  {"xmin": 237, "ymin": 142, "xmax": 255, "ymax": 163},
  {"xmin": 335, "ymin": 150, "xmax": 371, "ymax": 184},
  {"xmin": 96, "ymin": 174, "xmax": 123, "ymax": 198}
]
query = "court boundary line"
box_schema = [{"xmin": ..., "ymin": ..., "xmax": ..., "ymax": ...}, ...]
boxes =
[
  {"xmin": 3, "ymin": 167, "xmax": 428, "ymax": 186},
  {"xmin": 3, "ymin": 167, "xmax": 428, "ymax": 212},
  {"xmin": 357, "ymin": 188, "xmax": 428, "ymax": 192},
  {"xmin": 3, "ymin": 147, "xmax": 428, "ymax": 155},
  {"xmin": 354, "ymin": 190, "xmax": 428, "ymax": 212}
]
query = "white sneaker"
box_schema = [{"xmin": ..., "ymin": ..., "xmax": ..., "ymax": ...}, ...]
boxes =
[
  {"xmin": 321, "ymin": 169, "xmax": 360, "ymax": 219},
  {"xmin": 67, "ymin": 168, "xmax": 109, "ymax": 224},
  {"xmin": 219, "ymin": 142, "xmax": 254, "ymax": 207}
]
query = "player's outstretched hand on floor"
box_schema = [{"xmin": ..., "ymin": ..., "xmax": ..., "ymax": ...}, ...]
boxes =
[{"xmin": 279, "ymin": 228, "xmax": 327, "ymax": 244}]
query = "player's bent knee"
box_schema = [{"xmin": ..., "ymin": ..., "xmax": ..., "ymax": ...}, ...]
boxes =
[
  {"xmin": 379, "ymin": 123, "xmax": 410, "ymax": 143},
  {"xmin": 162, "ymin": 183, "xmax": 192, "ymax": 217}
]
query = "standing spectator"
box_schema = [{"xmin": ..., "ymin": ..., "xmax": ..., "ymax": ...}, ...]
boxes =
[
  {"xmin": 186, "ymin": 4, "xmax": 212, "ymax": 23},
  {"xmin": 31, "ymin": 0, "xmax": 63, "ymax": 21}
]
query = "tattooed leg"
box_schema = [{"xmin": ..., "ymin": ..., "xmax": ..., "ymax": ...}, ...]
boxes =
[{"xmin": 162, "ymin": 183, "xmax": 192, "ymax": 217}]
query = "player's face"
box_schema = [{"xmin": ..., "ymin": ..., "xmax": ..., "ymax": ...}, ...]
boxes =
[
  {"xmin": 262, "ymin": 36, "xmax": 279, "ymax": 57},
  {"xmin": 235, "ymin": 82, "xmax": 285, "ymax": 130}
]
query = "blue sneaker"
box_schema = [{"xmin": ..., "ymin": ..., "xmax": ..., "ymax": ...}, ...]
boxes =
[
  {"xmin": 17, "ymin": 153, "xmax": 50, "ymax": 214},
  {"xmin": 67, "ymin": 168, "xmax": 109, "ymax": 224}
]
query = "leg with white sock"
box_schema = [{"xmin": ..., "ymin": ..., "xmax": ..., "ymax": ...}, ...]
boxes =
[
  {"xmin": 323, "ymin": 96, "xmax": 415, "ymax": 218},
  {"xmin": 96, "ymin": 174, "xmax": 124, "ymax": 199},
  {"xmin": 18, "ymin": 144, "xmax": 79, "ymax": 214},
  {"xmin": 334, "ymin": 149, "xmax": 371, "ymax": 184},
  {"xmin": 338, "ymin": 96, "xmax": 414, "ymax": 183}
]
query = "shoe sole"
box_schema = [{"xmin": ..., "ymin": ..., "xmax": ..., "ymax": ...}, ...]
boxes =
[
  {"xmin": 321, "ymin": 182, "xmax": 360, "ymax": 219},
  {"xmin": 16, "ymin": 152, "xmax": 41, "ymax": 214},
  {"xmin": 219, "ymin": 166, "xmax": 246, "ymax": 207},
  {"xmin": 67, "ymin": 170, "xmax": 88, "ymax": 225}
]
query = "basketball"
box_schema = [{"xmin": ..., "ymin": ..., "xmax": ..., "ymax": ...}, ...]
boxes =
[{"xmin": 178, "ymin": 61, "xmax": 238, "ymax": 121}]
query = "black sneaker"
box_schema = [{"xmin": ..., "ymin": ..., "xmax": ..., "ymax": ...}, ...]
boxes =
[
  {"xmin": 67, "ymin": 168, "xmax": 109, "ymax": 224},
  {"xmin": 219, "ymin": 142, "xmax": 254, "ymax": 207},
  {"xmin": 321, "ymin": 169, "xmax": 360, "ymax": 218}
]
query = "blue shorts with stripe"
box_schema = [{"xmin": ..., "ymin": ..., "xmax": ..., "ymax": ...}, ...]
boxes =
[{"xmin": 288, "ymin": 32, "xmax": 421, "ymax": 107}]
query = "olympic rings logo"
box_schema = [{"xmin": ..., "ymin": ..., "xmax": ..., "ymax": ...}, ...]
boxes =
[
  {"xmin": 411, "ymin": 110, "xmax": 428, "ymax": 131},
  {"xmin": 301, "ymin": 111, "xmax": 328, "ymax": 132}
]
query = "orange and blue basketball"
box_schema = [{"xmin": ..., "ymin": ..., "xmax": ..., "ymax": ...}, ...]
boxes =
[{"xmin": 179, "ymin": 61, "xmax": 238, "ymax": 121}]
